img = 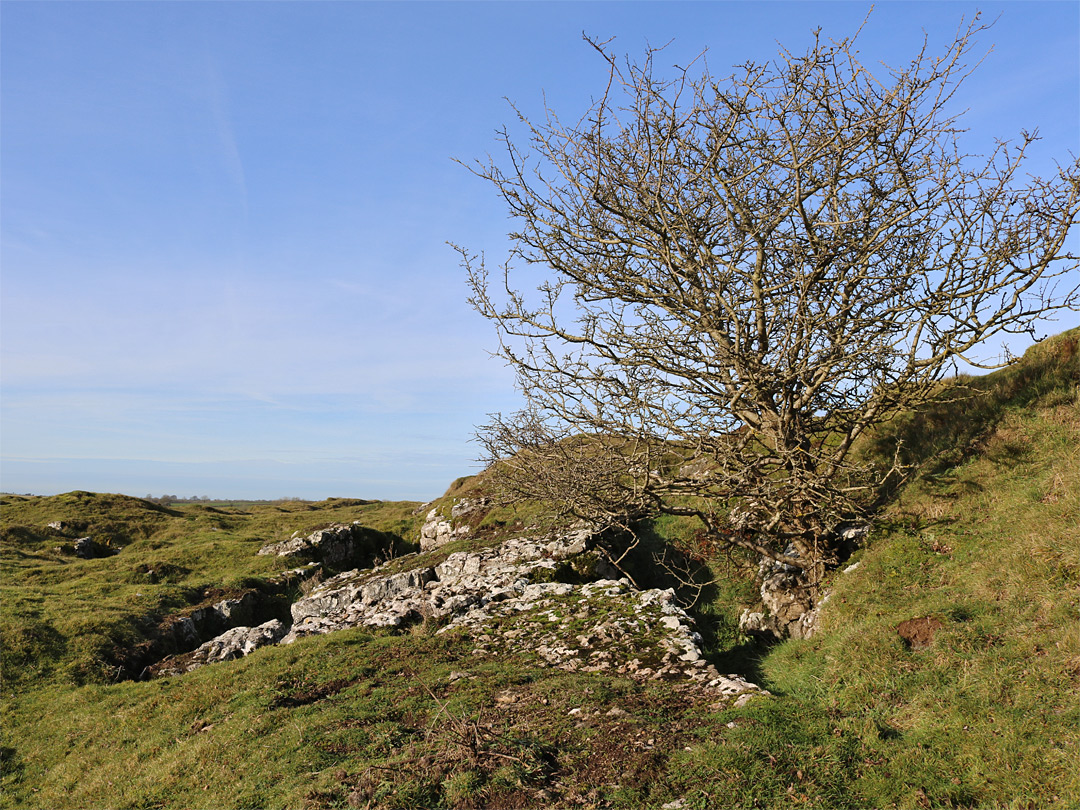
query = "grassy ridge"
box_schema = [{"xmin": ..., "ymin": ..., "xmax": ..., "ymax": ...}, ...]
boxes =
[{"xmin": 2, "ymin": 330, "xmax": 1077, "ymax": 808}]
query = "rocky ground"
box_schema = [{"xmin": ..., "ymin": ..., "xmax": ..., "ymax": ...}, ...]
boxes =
[{"xmin": 151, "ymin": 511, "xmax": 766, "ymax": 704}]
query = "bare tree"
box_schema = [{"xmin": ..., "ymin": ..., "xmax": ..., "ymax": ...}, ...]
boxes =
[{"xmin": 457, "ymin": 16, "xmax": 1080, "ymax": 586}]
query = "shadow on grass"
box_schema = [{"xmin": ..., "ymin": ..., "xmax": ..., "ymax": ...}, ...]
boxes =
[
  {"xmin": 707, "ymin": 637, "xmax": 773, "ymax": 686},
  {"xmin": 0, "ymin": 746, "xmax": 22, "ymax": 783},
  {"xmin": 866, "ymin": 328, "xmax": 1078, "ymax": 488},
  {"xmin": 617, "ymin": 518, "xmax": 774, "ymax": 684}
]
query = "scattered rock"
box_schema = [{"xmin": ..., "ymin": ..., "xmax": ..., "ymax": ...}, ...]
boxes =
[
  {"xmin": 419, "ymin": 509, "xmax": 467, "ymax": 551},
  {"xmin": 733, "ymin": 692, "xmax": 759, "ymax": 709},
  {"xmin": 450, "ymin": 496, "xmax": 490, "ymax": 519},
  {"xmin": 419, "ymin": 498, "xmax": 494, "ymax": 551},
  {"xmin": 442, "ymin": 577, "xmax": 764, "ymax": 699},
  {"xmin": 739, "ymin": 527, "xmax": 868, "ymax": 640}
]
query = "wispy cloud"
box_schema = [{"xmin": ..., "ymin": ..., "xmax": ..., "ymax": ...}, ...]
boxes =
[
  {"xmin": 2, "ymin": 1, "xmax": 1073, "ymax": 499},
  {"xmin": 200, "ymin": 49, "xmax": 249, "ymax": 224}
]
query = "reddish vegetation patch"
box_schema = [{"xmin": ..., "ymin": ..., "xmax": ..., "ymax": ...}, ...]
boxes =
[
  {"xmin": 896, "ymin": 616, "xmax": 943, "ymax": 651},
  {"xmin": 271, "ymin": 676, "xmax": 356, "ymax": 708}
]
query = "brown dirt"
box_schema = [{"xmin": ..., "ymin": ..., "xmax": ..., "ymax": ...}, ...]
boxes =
[{"xmin": 896, "ymin": 616, "xmax": 943, "ymax": 651}]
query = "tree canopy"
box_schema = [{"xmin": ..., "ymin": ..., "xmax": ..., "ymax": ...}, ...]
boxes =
[{"xmin": 458, "ymin": 15, "xmax": 1080, "ymax": 577}]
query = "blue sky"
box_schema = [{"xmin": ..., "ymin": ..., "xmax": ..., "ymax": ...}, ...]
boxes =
[{"xmin": 2, "ymin": 1, "xmax": 1078, "ymax": 501}]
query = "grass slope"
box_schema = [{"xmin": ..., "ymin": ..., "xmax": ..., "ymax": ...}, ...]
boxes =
[{"xmin": 1, "ymin": 330, "xmax": 1077, "ymax": 809}]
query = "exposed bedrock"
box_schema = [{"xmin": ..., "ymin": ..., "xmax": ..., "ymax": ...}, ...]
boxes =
[{"xmin": 151, "ymin": 521, "xmax": 768, "ymax": 701}]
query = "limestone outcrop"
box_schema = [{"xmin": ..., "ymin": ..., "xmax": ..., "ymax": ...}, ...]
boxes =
[
  {"xmin": 161, "ymin": 590, "xmax": 261, "ymax": 649},
  {"xmin": 257, "ymin": 522, "xmax": 389, "ymax": 568},
  {"xmin": 157, "ymin": 517, "xmax": 768, "ymax": 702},
  {"xmin": 282, "ymin": 529, "xmax": 592, "ymax": 641},
  {"xmin": 738, "ymin": 555, "xmax": 819, "ymax": 640},
  {"xmin": 418, "ymin": 497, "xmax": 492, "ymax": 551},
  {"xmin": 154, "ymin": 620, "xmax": 287, "ymax": 676},
  {"xmin": 739, "ymin": 525, "xmax": 868, "ymax": 640},
  {"xmin": 276, "ymin": 526, "xmax": 762, "ymax": 699},
  {"xmin": 440, "ymin": 577, "xmax": 763, "ymax": 698}
]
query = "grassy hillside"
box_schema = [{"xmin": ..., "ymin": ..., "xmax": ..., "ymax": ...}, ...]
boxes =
[{"xmin": 2, "ymin": 330, "xmax": 1077, "ymax": 809}]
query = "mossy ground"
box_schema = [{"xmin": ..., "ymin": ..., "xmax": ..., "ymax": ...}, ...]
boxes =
[{"xmin": 2, "ymin": 331, "xmax": 1077, "ymax": 808}]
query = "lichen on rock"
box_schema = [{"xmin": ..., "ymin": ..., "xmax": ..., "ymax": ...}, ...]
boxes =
[{"xmin": 159, "ymin": 519, "xmax": 768, "ymax": 703}]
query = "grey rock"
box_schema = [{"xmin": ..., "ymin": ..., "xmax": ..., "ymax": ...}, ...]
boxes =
[
  {"xmin": 155, "ymin": 590, "xmax": 269, "ymax": 668},
  {"xmin": 257, "ymin": 522, "xmax": 372, "ymax": 567},
  {"xmin": 282, "ymin": 566, "xmax": 437, "ymax": 641},
  {"xmin": 154, "ymin": 618, "xmax": 288, "ymax": 676},
  {"xmin": 420, "ymin": 497, "xmax": 492, "ymax": 552},
  {"xmin": 244, "ymin": 518, "xmax": 769, "ymax": 700},
  {"xmin": 420, "ymin": 508, "xmax": 467, "ymax": 551},
  {"xmin": 170, "ymin": 616, "xmax": 201, "ymax": 647},
  {"xmin": 450, "ymin": 497, "xmax": 490, "ymax": 519},
  {"xmin": 738, "ymin": 552, "xmax": 820, "ymax": 640},
  {"xmin": 440, "ymin": 575, "xmax": 767, "ymax": 700},
  {"xmin": 211, "ymin": 591, "xmax": 258, "ymax": 629},
  {"xmin": 167, "ymin": 620, "xmax": 287, "ymax": 674}
]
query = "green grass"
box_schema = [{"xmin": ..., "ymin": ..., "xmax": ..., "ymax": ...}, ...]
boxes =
[
  {"xmin": 0, "ymin": 496, "xmax": 423, "ymax": 688},
  {"xmin": 2, "ymin": 329, "xmax": 1078, "ymax": 808}
]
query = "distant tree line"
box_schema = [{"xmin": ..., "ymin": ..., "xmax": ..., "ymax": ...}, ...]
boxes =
[{"xmin": 145, "ymin": 495, "xmax": 306, "ymax": 505}]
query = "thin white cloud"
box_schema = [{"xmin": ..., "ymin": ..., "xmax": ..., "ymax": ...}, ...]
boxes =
[{"xmin": 200, "ymin": 50, "xmax": 249, "ymax": 222}]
